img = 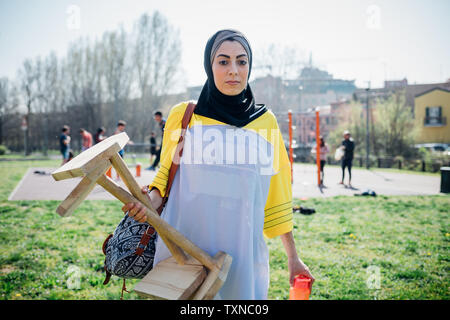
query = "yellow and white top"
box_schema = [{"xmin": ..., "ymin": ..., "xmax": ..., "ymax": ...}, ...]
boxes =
[{"xmin": 149, "ymin": 101, "xmax": 293, "ymax": 299}]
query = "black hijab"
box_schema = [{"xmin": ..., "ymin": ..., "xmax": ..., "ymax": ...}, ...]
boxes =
[{"xmin": 194, "ymin": 29, "xmax": 267, "ymax": 127}]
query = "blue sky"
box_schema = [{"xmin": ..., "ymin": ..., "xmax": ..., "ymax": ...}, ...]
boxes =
[{"xmin": 1, "ymin": 0, "xmax": 449, "ymax": 89}]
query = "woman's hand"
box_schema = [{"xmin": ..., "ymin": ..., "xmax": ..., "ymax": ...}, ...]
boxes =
[
  {"xmin": 121, "ymin": 186, "xmax": 163, "ymax": 223},
  {"xmin": 280, "ymin": 231, "xmax": 315, "ymax": 287},
  {"xmin": 121, "ymin": 201, "xmax": 147, "ymax": 223},
  {"xmin": 287, "ymin": 257, "xmax": 315, "ymax": 287}
]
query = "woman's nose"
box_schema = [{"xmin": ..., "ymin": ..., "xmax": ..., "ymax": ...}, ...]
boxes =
[{"xmin": 228, "ymin": 61, "xmax": 238, "ymax": 75}]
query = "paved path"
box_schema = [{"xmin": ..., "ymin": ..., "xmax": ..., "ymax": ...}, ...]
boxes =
[
  {"xmin": 8, "ymin": 164, "xmax": 443, "ymax": 201},
  {"xmin": 291, "ymin": 164, "xmax": 441, "ymax": 199}
]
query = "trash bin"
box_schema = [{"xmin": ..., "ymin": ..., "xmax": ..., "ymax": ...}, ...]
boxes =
[{"xmin": 440, "ymin": 167, "xmax": 450, "ymax": 193}]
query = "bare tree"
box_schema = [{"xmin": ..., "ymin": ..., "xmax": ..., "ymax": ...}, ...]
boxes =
[
  {"xmin": 253, "ymin": 43, "xmax": 306, "ymax": 79},
  {"xmin": 101, "ymin": 27, "xmax": 132, "ymax": 127},
  {"xmin": 132, "ymin": 11, "xmax": 182, "ymax": 141},
  {"xmin": 374, "ymin": 91, "xmax": 417, "ymax": 158},
  {"xmin": 4, "ymin": 10, "xmax": 185, "ymax": 153},
  {"xmin": 0, "ymin": 78, "xmax": 19, "ymax": 145},
  {"xmin": 18, "ymin": 58, "xmax": 42, "ymax": 154},
  {"xmin": 64, "ymin": 38, "xmax": 105, "ymax": 134},
  {"xmin": 36, "ymin": 52, "xmax": 66, "ymax": 155},
  {"xmin": 134, "ymin": 11, "xmax": 182, "ymax": 100},
  {"xmin": 252, "ymin": 43, "xmax": 306, "ymax": 112}
]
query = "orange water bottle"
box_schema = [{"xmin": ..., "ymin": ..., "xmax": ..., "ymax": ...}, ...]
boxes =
[
  {"xmin": 289, "ymin": 275, "xmax": 312, "ymax": 300},
  {"xmin": 136, "ymin": 163, "xmax": 141, "ymax": 177}
]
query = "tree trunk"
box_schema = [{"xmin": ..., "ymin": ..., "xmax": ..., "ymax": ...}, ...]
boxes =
[
  {"xmin": 0, "ymin": 117, "xmax": 3, "ymax": 145},
  {"xmin": 25, "ymin": 112, "xmax": 31, "ymax": 155}
]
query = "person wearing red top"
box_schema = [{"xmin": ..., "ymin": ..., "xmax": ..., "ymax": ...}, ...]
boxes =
[{"xmin": 79, "ymin": 128, "xmax": 93, "ymax": 151}]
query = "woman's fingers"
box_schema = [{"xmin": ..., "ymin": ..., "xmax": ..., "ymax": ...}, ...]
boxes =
[
  {"xmin": 134, "ymin": 206, "xmax": 148, "ymax": 223},
  {"xmin": 121, "ymin": 201, "xmax": 148, "ymax": 223},
  {"xmin": 289, "ymin": 259, "xmax": 316, "ymax": 288},
  {"xmin": 301, "ymin": 267, "xmax": 315, "ymax": 291},
  {"xmin": 306, "ymin": 269, "xmax": 315, "ymax": 284},
  {"xmin": 300, "ymin": 264, "xmax": 315, "ymax": 283},
  {"xmin": 125, "ymin": 203, "xmax": 148, "ymax": 223},
  {"xmin": 129, "ymin": 203, "xmax": 142, "ymax": 217},
  {"xmin": 126, "ymin": 203, "xmax": 142, "ymax": 218},
  {"xmin": 121, "ymin": 202, "xmax": 135, "ymax": 213}
]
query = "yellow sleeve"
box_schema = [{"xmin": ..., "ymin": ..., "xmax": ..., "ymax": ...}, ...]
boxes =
[
  {"xmin": 263, "ymin": 116, "xmax": 293, "ymax": 238},
  {"xmin": 148, "ymin": 102, "xmax": 188, "ymax": 197}
]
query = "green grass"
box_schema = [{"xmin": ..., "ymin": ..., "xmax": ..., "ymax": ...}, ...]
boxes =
[
  {"xmin": 268, "ymin": 195, "xmax": 449, "ymax": 300},
  {"xmin": 0, "ymin": 160, "xmax": 449, "ymax": 300}
]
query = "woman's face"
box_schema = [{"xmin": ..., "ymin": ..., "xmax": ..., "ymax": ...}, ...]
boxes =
[{"xmin": 211, "ymin": 40, "xmax": 249, "ymax": 96}]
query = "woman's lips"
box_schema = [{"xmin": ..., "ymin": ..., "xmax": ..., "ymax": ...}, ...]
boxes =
[{"xmin": 226, "ymin": 81, "xmax": 240, "ymax": 85}]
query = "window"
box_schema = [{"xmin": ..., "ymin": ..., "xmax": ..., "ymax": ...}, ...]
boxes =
[{"xmin": 425, "ymin": 106, "xmax": 445, "ymax": 126}]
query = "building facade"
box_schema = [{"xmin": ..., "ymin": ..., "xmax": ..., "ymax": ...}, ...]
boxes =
[
  {"xmin": 414, "ymin": 87, "xmax": 450, "ymax": 144},
  {"xmin": 353, "ymin": 78, "xmax": 450, "ymax": 116}
]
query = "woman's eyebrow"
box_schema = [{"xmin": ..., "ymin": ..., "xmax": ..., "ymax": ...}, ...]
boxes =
[{"xmin": 216, "ymin": 53, "xmax": 248, "ymax": 59}]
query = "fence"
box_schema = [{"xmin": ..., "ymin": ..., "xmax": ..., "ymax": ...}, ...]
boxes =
[
  {"xmin": 316, "ymin": 155, "xmax": 449, "ymax": 173},
  {"xmin": 289, "ymin": 146, "xmax": 448, "ymax": 173}
]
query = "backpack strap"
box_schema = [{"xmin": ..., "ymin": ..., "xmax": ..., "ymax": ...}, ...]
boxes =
[
  {"xmin": 134, "ymin": 102, "xmax": 195, "ymax": 260},
  {"xmin": 156, "ymin": 102, "xmax": 196, "ymax": 214},
  {"xmin": 102, "ymin": 234, "xmax": 114, "ymax": 285}
]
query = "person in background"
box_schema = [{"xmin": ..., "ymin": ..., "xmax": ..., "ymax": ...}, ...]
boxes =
[
  {"xmin": 68, "ymin": 149, "xmax": 74, "ymax": 162},
  {"xmin": 148, "ymin": 111, "xmax": 166, "ymax": 171},
  {"xmin": 114, "ymin": 120, "xmax": 127, "ymax": 158},
  {"xmin": 147, "ymin": 131, "xmax": 157, "ymax": 170},
  {"xmin": 340, "ymin": 130, "xmax": 355, "ymax": 187},
  {"xmin": 80, "ymin": 128, "xmax": 93, "ymax": 151},
  {"xmin": 318, "ymin": 136, "xmax": 329, "ymax": 186},
  {"xmin": 94, "ymin": 127, "xmax": 106, "ymax": 144},
  {"xmin": 59, "ymin": 125, "xmax": 71, "ymax": 165}
]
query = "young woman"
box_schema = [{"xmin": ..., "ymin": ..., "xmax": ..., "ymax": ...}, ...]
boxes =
[
  {"xmin": 122, "ymin": 29, "xmax": 314, "ymax": 299},
  {"xmin": 319, "ymin": 136, "xmax": 329, "ymax": 186}
]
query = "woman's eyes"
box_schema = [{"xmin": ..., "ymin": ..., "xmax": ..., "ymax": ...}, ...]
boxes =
[{"xmin": 218, "ymin": 60, "xmax": 247, "ymax": 66}]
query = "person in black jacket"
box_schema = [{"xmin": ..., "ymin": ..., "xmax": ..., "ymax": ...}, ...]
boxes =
[
  {"xmin": 340, "ymin": 130, "xmax": 355, "ymax": 187},
  {"xmin": 94, "ymin": 127, "xmax": 106, "ymax": 144},
  {"xmin": 148, "ymin": 131, "xmax": 157, "ymax": 169},
  {"xmin": 147, "ymin": 111, "xmax": 166, "ymax": 171}
]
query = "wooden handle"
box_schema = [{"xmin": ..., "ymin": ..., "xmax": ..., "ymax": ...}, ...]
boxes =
[
  {"xmin": 97, "ymin": 174, "xmax": 219, "ymax": 272},
  {"xmin": 108, "ymin": 153, "xmax": 187, "ymax": 265}
]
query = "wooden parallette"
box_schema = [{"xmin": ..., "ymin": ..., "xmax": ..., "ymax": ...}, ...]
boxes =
[{"xmin": 51, "ymin": 132, "xmax": 232, "ymax": 300}]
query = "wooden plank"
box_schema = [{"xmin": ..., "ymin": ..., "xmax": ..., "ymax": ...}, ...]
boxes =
[
  {"xmin": 108, "ymin": 153, "xmax": 188, "ymax": 265},
  {"xmin": 96, "ymin": 174, "xmax": 219, "ymax": 272},
  {"xmin": 52, "ymin": 132, "xmax": 128, "ymax": 181},
  {"xmin": 134, "ymin": 256, "xmax": 206, "ymax": 300},
  {"xmin": 56, "ymin": 160, "xmax": 111, "ymax": 217},
  {"xmin": 191, "ymin": 251, "xmax": 232, "ymax": 300}
]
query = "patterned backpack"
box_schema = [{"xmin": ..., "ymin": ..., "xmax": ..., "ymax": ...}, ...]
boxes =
[{"xmin": 101, "ymin": 103, "xmax": 196, "ymax": 299}]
